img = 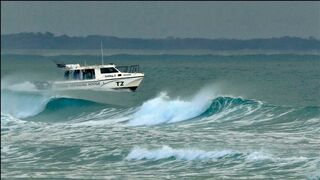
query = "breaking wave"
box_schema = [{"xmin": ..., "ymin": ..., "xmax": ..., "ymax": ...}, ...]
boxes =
[
  {"xmin": 1, "ymin": 90, "xmax": 105, "ymax": 119},
  {"xmin": 128, "ymin": 90, "xmax": 215, "ymax": 126},
  {"xmin": 2, "ymin": 86, "xmax": 319, "ymax": 127},
  {"xmin": 125, "ymin": 146, "xmax": 275, "ymax": 162},
  {"xmin": 128, "ymin": 91, "xmax": 263, "ymax": 126},
  {"xmin": 126, "ymin": 146, "xmax": 237, "ymax": 161},
  {"xmin": 125, "ymin": 146, "xmax": 317, "ymax": 165}
]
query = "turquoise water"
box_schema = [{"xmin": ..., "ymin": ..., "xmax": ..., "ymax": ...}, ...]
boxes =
[{"xmin": 1, "ymin": 53, "xmax": 320, "ymax": 179}]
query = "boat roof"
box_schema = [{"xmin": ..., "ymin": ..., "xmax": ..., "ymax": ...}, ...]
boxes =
[{"xmin": 64, "ymin": 63, "xmax": 116, "ymax": 70}]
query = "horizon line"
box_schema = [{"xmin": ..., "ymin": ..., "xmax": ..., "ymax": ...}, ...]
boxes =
[{"xmin": 2, "ymin": 31, "xmax": 319, "ymax": 41}]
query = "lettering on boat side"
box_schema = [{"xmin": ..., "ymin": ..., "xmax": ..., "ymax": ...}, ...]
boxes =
[
  {"xmin": 116, "ymin": 81, "xmax": 124, "ymax": 86},
  {"xmin": 105, "ymin": 75, "xmax": 114, "ymax": 77},
  {"xmin": 56, "ymin": 81, "xmax": 101, "ymax": 88}
]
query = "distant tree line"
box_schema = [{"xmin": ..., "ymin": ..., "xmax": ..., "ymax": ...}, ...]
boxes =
[{"xmin": 1, "ymin": 32, "xmax": 320, "ymax": 50}]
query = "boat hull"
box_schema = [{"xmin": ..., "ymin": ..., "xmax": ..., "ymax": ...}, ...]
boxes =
[{"xmin": 36, "ymin": 76, "xmax": 144, "ymax": 92}]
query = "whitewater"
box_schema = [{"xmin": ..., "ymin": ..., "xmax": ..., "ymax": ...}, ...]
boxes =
[{"xmin": 1, "ymin": 53, "xmax": 320, "ymax": 179}]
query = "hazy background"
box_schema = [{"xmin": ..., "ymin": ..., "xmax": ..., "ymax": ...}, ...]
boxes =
[{"xmin": 1, "ymin": 1, "xmax": 320, "ymax": 39}]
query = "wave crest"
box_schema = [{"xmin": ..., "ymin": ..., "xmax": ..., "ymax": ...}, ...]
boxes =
[
  {"xmin": 126, "ymin": 146, "xmax": 236, "ymax": 161},
  {"xmin": 125, "ymin": 146, "xmax": 274, "ymax": 162},
  {"xmin": 2, "ymin": 90, "xmax": 104, "ymax": 119},
  {"xmin": 128, "ymin": 88, "xmax": 220, "ymax": 126},
  {"xmin": 128, "ymin": 90, "xmax": 262, "ymax": 126}
]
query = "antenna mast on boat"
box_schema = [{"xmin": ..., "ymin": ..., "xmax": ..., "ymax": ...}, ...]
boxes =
[{"xmin": 101, "ymin": 41, "xmax": 104, "ymax": 65}]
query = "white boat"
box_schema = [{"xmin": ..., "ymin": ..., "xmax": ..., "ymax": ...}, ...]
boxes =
[{"xmin": 35, "ymin": 63, "xmax": 144, "ymax": 91}]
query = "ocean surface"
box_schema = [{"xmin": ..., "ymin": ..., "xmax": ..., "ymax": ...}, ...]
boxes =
[{"xmin": 1, "ymin": 52, "xmax": 320, "ymax": 179}]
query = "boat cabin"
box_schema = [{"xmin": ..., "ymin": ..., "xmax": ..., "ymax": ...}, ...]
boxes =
[{"xmin": 60, "ymin": 63, "xmax": 139, "ymax": 81}]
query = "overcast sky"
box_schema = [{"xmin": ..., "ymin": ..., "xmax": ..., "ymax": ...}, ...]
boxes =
[{"xmin": 1, "ymin": 1, "xmax": 320, "ymax": 39}]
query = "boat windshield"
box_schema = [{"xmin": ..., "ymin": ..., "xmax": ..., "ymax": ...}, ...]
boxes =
[
  {"xmin": 116, "ymin": 65, "xmax": 140, "ymax": 73},
  {"xmin": 100, "ymin": 67, "xmax": 119, "ymax": 74}
]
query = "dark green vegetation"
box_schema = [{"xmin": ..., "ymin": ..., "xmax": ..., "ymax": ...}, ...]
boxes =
[{"xmin": 2, "ymin": 32, "xmax": 320, "ymax": 50}]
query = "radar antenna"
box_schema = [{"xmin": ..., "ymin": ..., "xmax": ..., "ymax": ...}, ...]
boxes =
[{"xmin": 101, "ymin": 41, "xmax": 104, "ymax": 65}]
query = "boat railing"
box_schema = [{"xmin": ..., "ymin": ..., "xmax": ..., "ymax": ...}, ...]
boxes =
[{"xmin": 116, "ymin": 65, "xmax": 140, "ymax": 73}]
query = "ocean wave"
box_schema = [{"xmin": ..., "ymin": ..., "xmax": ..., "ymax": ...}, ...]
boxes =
[
  {"xmin": 308, "ymin": 172, "xmax": 320, "ymax": 180},
  {"xmin": 1, "ymin": 113, "xmax": 27, "ymax": 126},
  {"xmin": 125, "ymin": 146, "xmax": 276, "ymax": 162},
  {"xmin": 1, "ymin": 113, "xmax": 44, "ymax": 132},
  {"xmin": 128, "ymin": 91, "xmax": 319, "ymax": 127},
  {"xmin": 2, "ymin": 91, "xmax": 54, "ymax": 119},
  {"xmin": 125, "ymin": 146, "xmax": 237, "ymax": 161},
  {"xmin": 2, "ymin": 85, "xmax": 319, "ymax": 126},
  {"xmin": 128, "ymin": 87, "xmax": 221, "ymax": 126},
  {"xmin": 1, "ymin": 90, "xmax": 105, "ymax": 119},
  {"xmin": 127, "ymin": 90, "xmax": 263, "ymax": 126},
  {"xmin": 245, "ymin": 151, "xmax": 272, "ymax": 161},
  {"xmin": 0, "ymin": 89, "xmax": 267, "ymax": 126},
  {"xmin": 125, "ymin": 146, "xmax": 315, "ymax": 165}
]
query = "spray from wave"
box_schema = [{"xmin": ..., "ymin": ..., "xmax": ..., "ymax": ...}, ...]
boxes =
[
  {"xmin": 128, "ymin": 87, "xmax": 220, "ymax": 126},
  {"xmin": 4, "ymin": 81, "xmax": 40, "ymax": 92},
  {"xmin": 1, "ymin": 89, "xmax": 105, "ymax": 120},
  {"xmin": 1, "ymin": 90, "xmax": 55, "ymax": 119}
]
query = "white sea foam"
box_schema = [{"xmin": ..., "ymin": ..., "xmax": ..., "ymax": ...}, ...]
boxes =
[
  {"xmin": 308, "ymin": 170, "xmax": 320, "ymax": 180},
  {"xmin": 1, "ymin": 80, "xmax": 55, "ymax": 118},
  {"xmin": 125, "ymin": 146, "xmax": 235, "ymax": 161},
  {"xmin": 6, "ymin": 81, "xmax": 39, "ymax": 92},
  {"xmin": 125, "ymin": 145, "xmax": 279, "ymax": 163},
  {"xmin": 246, "ymin": 151, "xmax": 272, "ymax": 161},
  {"xmin": 1, "ymin": 112, "xmax": 45, "ymax": 132},
  {"xmin": 3, "ymin": 96, "xmax": 51, "ymax": 119},
  {"xmin": 128, "ymin": 87, "xmax": 218, "ymax": 126},
  {"xmin": 1, "ymin": 91, "xmax": 67, "ymax": 119},
  {"xmin": 1, "ymin": 113, "xmax": 27, "ymax": 124}
]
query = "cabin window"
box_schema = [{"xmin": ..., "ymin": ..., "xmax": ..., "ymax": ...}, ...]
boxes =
[
  {"xmin": 64, "ymin": 71, "xmax": 70, "ymax": 80},
  {"xmin": 83, "ymin": 69, "xmax": 95, "ymax": 80},
  {"xmin": 67, "ymin": 69, "xmax": 95, "ymax": 80},
  {"xmin": 73, "ymin": 70, "xmax": 81, "ymax": 80},
  {"xmin": 100, "ymin": 67, "xmax": 118, "ymax": 74}
]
